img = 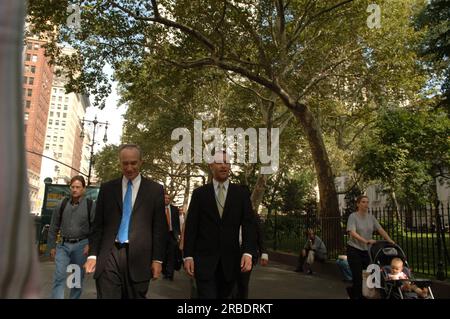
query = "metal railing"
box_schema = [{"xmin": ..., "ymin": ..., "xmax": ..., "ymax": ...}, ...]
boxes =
[{"xmin": 263, "ymin": 202, "xmax": 450, "ymax": 280}]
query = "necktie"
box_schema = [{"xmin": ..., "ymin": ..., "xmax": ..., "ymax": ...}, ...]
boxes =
[
  {"xmin": 118, "ymin": 180, "xmax": 132, "ymax": 243},
  {"xmin": 217, "ymin": 183, "xmax": 225, "ymax": 218},
  {"xmin": 166, "ymin": 206, "xmax": 172, "ymax": 231}
]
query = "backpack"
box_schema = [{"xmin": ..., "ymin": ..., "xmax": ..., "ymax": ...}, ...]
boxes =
[{"xmin": 58, "ymin": 197, "xmax": 93, "ymax": 229}]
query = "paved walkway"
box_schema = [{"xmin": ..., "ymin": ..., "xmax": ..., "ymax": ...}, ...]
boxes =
[{"xmin": 39, "ymin": 259, "xmax": 349, "ymax": 299}]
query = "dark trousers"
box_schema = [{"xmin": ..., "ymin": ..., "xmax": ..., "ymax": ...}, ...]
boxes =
[
  {"xmin": 347, "ymin": 245, "xmax": 370, "ymax": 299},
  {"xmin": 196, "ymin": 260, "xmax": 235, "ymax": 299},
  {"xmin": 296, "ymin": 249, "xmax": 325, "ymax": 271},
  {"xmin": 163, "ymin": 232, "xmax": 178, "ymax": 278},
  {"xmin": 232, "ymin": 270, "xmax": 252, "ymax": 299},
  {"xmin": 95, "ymin": 243, "xmax": 149, "ymax": 299}
]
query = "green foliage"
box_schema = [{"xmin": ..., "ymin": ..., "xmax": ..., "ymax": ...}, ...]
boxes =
[
  {"xmin": 415, "ymin": 0, "xmax": 450, "ymax": 108},
  {"xmin": 355, "ymin": 107, "xmax": 450, "ymax": 205},
  {"xmin": 93, "ymin": 144, "xmax": 121, "ymax": 182}
]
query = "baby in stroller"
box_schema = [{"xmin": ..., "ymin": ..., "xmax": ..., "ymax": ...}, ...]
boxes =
[
  {"xmin": 387, "ymin": 257, "xmax": 428, "ymax": 298},
  {"xmin": 369, "ymin": 241, "xmax": 434, "ymax": 299}
]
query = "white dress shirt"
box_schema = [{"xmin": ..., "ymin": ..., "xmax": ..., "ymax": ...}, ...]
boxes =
[{"xmin": 87, "ymin": 174, "xmax": 142, "ymax": 260}]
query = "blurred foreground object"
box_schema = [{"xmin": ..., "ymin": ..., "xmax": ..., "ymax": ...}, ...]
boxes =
[{"xmin": 0, "ymin": 0, "xmax": 40, "ymax": 298}]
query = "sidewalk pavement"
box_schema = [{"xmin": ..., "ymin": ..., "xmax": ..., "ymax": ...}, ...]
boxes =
[{"xmin": 39, "ymin": 258, "xmax": 349, "ymax": 299}]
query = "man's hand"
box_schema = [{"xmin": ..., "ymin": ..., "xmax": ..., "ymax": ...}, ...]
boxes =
[
  {"xmin": 260, "ymin": 258, "xmax": 269, "ymax": 267},
  {"xmin": 241, "ymin": 255, "xmax": 252, "ymax": 272},
  {"xmin": 184, "ymin": 259, "xmax": 194, "ymax": 277},
  {"xmin": 83, "ymin": 244, "xmax": 89, "ymax": 256},
  {"xmin": 151, "ymin": 262, "xmax": 162, "ymax": 280},
  {"xmin": 84, "ymin": 259, "xmax": 96, "ymax": 274},
  {"xmin": 50, "ymin": 248, "xmax": 56, "ymax": 260}
]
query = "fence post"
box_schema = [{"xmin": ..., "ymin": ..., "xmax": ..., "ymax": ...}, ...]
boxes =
[
  {"xmin": 435, "ymin": 200, "xmax": 445, "ymax": 280},
  {"xmin": 273, "ymin": 210, "xmax": 278, "ymax": 251}
]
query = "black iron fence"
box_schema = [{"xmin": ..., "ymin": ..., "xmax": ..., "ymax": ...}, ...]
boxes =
[{"xmin": 263, "ymin": 202, "xmax": 450, "ymax": 280}]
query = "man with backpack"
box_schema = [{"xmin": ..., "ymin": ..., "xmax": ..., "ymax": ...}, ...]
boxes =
[{"xmin": 47, "ymin": 175, "xmax": 95, "ymax": 299}]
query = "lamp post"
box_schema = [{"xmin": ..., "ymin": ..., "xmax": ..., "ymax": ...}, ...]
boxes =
[{"xmin": 80, "ymin": 115, "xmax": 108, "ymax": 186}]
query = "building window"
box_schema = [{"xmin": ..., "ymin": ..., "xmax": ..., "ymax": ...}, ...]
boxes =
[
  {"xmin": 58, "ymin": 96, "xmax": 62, "ymax": 102},
  {"xmin": 60, "ymin": 137, "xmax": 64, "ymax": 143},
  {"xmin": 45, "ymin": 144, "xmax": 49, "ymax": 150},
  {"xmin": 59, "ymin": 145, "xmax": 63, "ymax": 151},
  {"xmin": 27, "ymin": 89, "xmax": 32, "ymax": 97},
  {"xmin": 49, "ymin": 119, "xmax": 53, "ymax": 125},
  {"xmin": 31, "ymin": 55, "xmax": 38, "ymax": 62},
  {"xmin": 59, "ymin": 89, "xmax": 64, "ymax": 93},
  {"xmin": 25, "ymin": 54, "xmax": 31, "ymax": 61},
  {"xmin": 57, "ymin": 112, "xmax": 60, "ymax": 118},
  {"xmin": 24, "ymin": 112, "xmax": 29, "ymax": 121},
  {"xmin": 63, "ymin": 105, "xmax": 68, "ymax": 110},
  {"xmin": 50, "ymin": 111, "xmax": 54, "ymax": 117},
  {"xmin": 58, "ymin": 153, "xmax": 62, "ymax": 158},
  {"xmin": 25, "ymin": 100, "xmax": 31, "ymax": 108},
  {"xmin": 53, "ymin": 136, "xmax": 57, "ymax": 142},
  {"xmin": 63, "ymin": 113, "xmax": 67, "ymax": 118},
  {"xmin": 24, "ymin": 76, "xmax": 27, "ymax": 83},
  {"xmin": 64, "ymin": 97, "xmax": 69, "ymax": 103},
  {"xmin": 61, "ymin": 121, "xmax": 66, "ymax": 126},
  {"xmin": 34, "ymin": 43, "xmax": 40, "ymax": 50},
  {"xmin": 55, "ymin": 120, "xmax": 59, "ymax": 125},
  {"xmin": 28, "ymin": 77, "xmax": 34, "ymax": 85},
  {"xmin": 27, "ymin": 42, "xmax": 32, "ymax": 50},
  {"xmin": 30, "ymin": 66, "xmax": 36, "ymax": 73},
  {"xmin": 53, "ymin": 88, "xmax": 57, "ymax": 94}
]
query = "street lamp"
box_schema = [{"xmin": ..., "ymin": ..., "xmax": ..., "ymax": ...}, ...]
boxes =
[{"xmin": 80, "ymin": 115, "xmax": 108, "ymax": 186}]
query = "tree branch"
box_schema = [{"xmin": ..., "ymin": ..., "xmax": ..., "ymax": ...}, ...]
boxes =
[
  {"xmin": 109, "ymin": 0, "xmax": 217, "ymax": 52},
  {"xmin": 288, "ymin": 0, "xmax": 354, "ymax": 50},
  {"xmin": 225, "ymin": 73, "xmax": 275, "ymax": 104},
  {"xmin": 297, "ymin": 47, "xmax": 362, "ymax": 101}
]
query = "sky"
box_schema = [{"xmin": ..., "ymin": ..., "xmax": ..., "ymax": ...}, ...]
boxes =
[{"xmin": 84, "ymin": 67, "xmax": 126, "ymax": 151}]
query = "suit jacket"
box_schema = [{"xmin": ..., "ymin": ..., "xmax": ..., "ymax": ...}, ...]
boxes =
[
  {"xmin": 168, "ymin": 204, "xmax": 181, "ymax": 240},
  {"xmin": 183, "ymin": 182, "xmax": 257, "ymax": 281},
  {"xmin": 89, "ymin": 176, "xmax": 167, "ymax": 282},
  {"xmin": 253, "ymin": 214, "xmax": 267, "ymax": 264}
]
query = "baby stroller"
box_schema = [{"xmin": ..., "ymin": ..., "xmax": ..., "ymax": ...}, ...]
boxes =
[{"xmin": 368, "ymin": 241, "xmax": 434, "ymax": 299}]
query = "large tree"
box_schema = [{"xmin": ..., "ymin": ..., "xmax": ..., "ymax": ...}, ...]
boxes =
[
  {"xmin": 28, "ymin": 0, "xmax": 427, "ymax": 250},
  {"xmin": 415, "ymin": 0, "xmax": 450, "ymax": 108},
  {"xmin": 355, "ymin": 106, "xmax": 450, "ymax": 206}
]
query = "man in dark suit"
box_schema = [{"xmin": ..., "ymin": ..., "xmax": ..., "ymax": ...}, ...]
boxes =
[
  {"xmin": 162, "ymin": 191, "xmax": 181, "ymax": 280},
  {"xmin": 183, "ymin": 151, "xmax": 257, "ymax": 299},
  {"xmin": 84, "ymin": 144, "xmax": 167, "ymax": 299}
]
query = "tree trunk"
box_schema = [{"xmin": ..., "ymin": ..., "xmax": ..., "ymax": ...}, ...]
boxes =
[
  {"xmin": 250, "ymin": 174, "xmax": 268, "ymax": 213},
  {"xmin": 183, "ymin": 165, "xmax": 191, "ymax": 211},
  {"xmin": 291, "ymin": 102, "xmax": 342, "ymax": 253},
  {"xmin": 390, "ymin": 190, "xmax": 401, "ymax": 221}
]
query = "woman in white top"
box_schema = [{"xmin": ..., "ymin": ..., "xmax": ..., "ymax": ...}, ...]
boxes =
[{"xmin": 346, "ymin": 195, "xmax": 394, "ymax": 299}]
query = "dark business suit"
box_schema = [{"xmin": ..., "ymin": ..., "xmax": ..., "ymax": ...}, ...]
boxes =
[
  {"xmin": 183, "ymin": 182, "xmax": 257, "ymax": 299},
  {"xmin": 163, "ymin": 204, "xmax": 181, "ymax": 279},
  {"xmin": 89, "ymin": 176, "xmax": 167, "ymax": 298},
  {"xmin": 233, "ymin": 213, "xmax": 267, "ymax": 299}
]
